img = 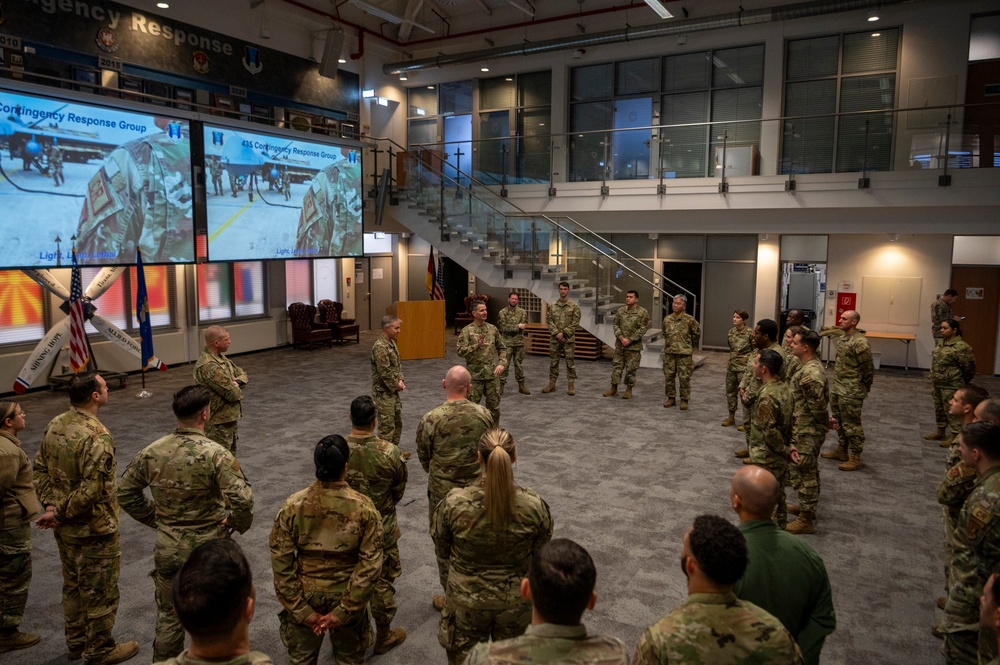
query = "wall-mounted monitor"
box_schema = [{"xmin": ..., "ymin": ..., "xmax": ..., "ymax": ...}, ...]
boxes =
[
  {"xmin": 202, "ymin": 124, "xmax": 363, "ymax": 261},
  {"xmin": 363, "ymin": 232, "xmax": 393, "ymax": 254},
  {"xmin": 0, "ymin": 85, "xmax": 194, "ymax": 267}
]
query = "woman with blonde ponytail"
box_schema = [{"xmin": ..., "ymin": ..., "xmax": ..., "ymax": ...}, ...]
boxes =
[{"xmin": 432, "ymin": 428, "xmax": 553, "ymax": 665}]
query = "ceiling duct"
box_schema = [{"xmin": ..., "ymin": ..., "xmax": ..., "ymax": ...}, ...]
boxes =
[{"xmin": 383, "ymin": 0, "xmax": 914, "ymax": 75}]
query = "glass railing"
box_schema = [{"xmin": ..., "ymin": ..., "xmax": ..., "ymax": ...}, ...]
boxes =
[
  {"xmin": 406, "ymin": 102, "xmax": 999, "ymax": 188},
  {"xmin": 400, "ymin": 144, "xmax": 693, "ymax": 324}
]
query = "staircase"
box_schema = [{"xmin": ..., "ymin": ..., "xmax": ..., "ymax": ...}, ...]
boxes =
[{"xmin": 383, "ymin": 146, "xmax": 698, "ymax": 368}]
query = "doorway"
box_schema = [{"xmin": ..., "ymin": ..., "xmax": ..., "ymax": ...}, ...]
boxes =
[
  {"xmin": 355, "ymin": 256, "xmax": 395, "ymax": 331},
  {"xmin": 950, "ymin": 266, "xmax": 999, "ymax": 375},
  {"xmin": 661, "ymin": 261, "xmax": 702, "ymax": 322}
]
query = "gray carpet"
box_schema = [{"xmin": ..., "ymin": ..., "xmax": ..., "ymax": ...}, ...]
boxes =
[{"xmin": 7, "ymin": 331, "xmax": 994, "ymax": 664}]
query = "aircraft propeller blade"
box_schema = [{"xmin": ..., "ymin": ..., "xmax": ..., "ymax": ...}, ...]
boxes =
[
  {"xmin": 85, "ymin": 267, "xmax": 126, "ymax": 301},
  {"xmin": 12, "ymin": 317, "xmax": 71, "ymax": 393},
  {"xmin": 22, "ymin": 269, "xmax": 71, "ymax": 302}
]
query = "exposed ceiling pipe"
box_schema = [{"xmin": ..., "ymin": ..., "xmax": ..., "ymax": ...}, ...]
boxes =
[{"xmin": 384, "ymin": 0, "xmax": 916, "ymax": 75}]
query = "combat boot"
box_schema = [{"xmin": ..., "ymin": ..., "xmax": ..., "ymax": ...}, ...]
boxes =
[
  {"xmin": 663, "ymin": 398, "xmax": 676, "ymax": 408},
  {"xmin": 0, "ymin": 630, "xmax": 40, "ymax": 653},
  {"xmin": 939, "ymin": 436, "xmax": 954, "ymax": 448},
  {"xmin": 603, "ymin": 384, "xmax": 618, "ymax": 397},
  {"xmin": 787, "ymin": 503, "xmax": 800, "ymax": 515},
  {"xmin": 85, "ymin": 640, "xmax": 139, "ymax": 665},
  {"xmin": 567, "ymin": 382, "xmax": 576, "ymax": 396},
  {"xmin": 785, "ymin": 511, "xmax": 816, "ymax": 535},
  {"xmin": 374, "ymin": 625, "xmax": 407, "ymax": 654},
  {"xmin": 839, "ymin": 451, "xmax": 864, "ymax": 471},
  {"xmin": 736, "ymin": 424, "xmax": 746, "ymax": 432},
  {"xmin": 721, "ymin": 412, "xmax": 736, "ymax": 427},
  {"xmin": 734, "ymin": 448, "xmax": 749, "ymax": 458},
  {"xmin": 679, "ymin": 400, "xmax": 689, "ymax": 410},
  {"xmin": 821, "ymin": 443, "xmax": 849, "ymax": 461},
  {"xmin": 432, "ymin": 594, "xmax": 446, "ymax": 612},
  {"xmin": 401, "ymin": 451, "xmax": 412, "ymax": 461},
  {"xmin": 542, "ymin": 381, "xmax": 556, "ymax": 393},
  {"xmin": 622, "ymin": 386, "xmax": 633, "ymax": 399},
  {"xmin": 923, "ymin": 428, "xmax": 946, "ymax": 441},
  {"xmin": 518, "ymin": 382, "xmax": 531, "ymax": 395},
  {"xmin": 936, "ymin": 596, "xmax": 947, "ymax": 610}
]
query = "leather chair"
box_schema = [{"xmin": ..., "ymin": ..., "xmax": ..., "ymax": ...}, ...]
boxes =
[
  {"xmin": 288, "ymin": 302, "xmax": 333, "ymax": 350},
  {"xmin": 318, "ymin": 299, "xmax": 361, "ymax": 344},
  {"xmin": 454, "ymin": 293, "xmax": 490, "ymax": 334}
]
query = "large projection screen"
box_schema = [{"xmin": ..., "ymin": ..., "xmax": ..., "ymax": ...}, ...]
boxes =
[
  {"xmin": 202, "ymin": 124, "xmax": 363, "ymax": 261},
  {"xmin": 0, "ymin": 85, "xmax": 194, "ymax": 267}
]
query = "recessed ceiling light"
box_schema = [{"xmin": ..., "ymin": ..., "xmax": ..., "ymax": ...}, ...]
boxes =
[
  {"xmin": 505, "ymin": 77, "xmax": 513, "ymax": 81},
  {"xmin": 481, "ymin": 67, "xmax": 489, "ymax": 72},
  {"xmin": 871, "ymin": 32, "xmax": 881, "ymax": 37},
  {"xmin": 338, "ymin": 58, "xmax": 347, "ymax": 63},
  {"xmin": 399, "ymin": 74, "xmax": 408, "ymax": 81},
  {"xmin": 427, "ymin": 85, "xmax": 435, "ymax": 89},
  {"xmin": 156, "ymin": 2, "xmax": 169, "ymax": 7},
  {"xmin": 867, "ymin": 9, "xmax": 879, "ymax": 21}
]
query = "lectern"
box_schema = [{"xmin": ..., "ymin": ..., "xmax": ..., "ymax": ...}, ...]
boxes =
[{"xmin": 391, "ymin": 300, "xmax": 446, "ymax": 360}]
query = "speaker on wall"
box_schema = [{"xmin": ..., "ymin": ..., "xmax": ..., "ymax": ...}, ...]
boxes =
[{"xmin": 318, "ymin": 28, "xmax": 345, "ymax": 79}]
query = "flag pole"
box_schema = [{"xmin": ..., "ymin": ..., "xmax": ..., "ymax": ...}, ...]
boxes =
[{"xmin": 136, "ymin": 249, "xmax": 152, "ymax": 399}]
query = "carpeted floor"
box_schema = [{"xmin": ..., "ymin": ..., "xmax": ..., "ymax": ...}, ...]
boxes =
[{"xmin": 7, "ymin": 330, "xmax": 993, "ymax": 664}]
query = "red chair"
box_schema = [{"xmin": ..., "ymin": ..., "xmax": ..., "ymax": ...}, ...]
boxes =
[
  {"xmin": 288, "ymin": 302, "xmax": 333, "ymax": 350},
  {"xmin": 318, "ymin": 299, "xmax": 361, "ymax": 344}
]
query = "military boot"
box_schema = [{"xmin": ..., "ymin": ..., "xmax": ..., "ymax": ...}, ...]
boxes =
[
  {"xmin": 721, "ymin": 412, "xmax": 736, "ymax": 427},
  {"xmin": 821, "ymin": 443, "xmax": 849, "ymax": 461},
  {"xmin": 603, "ymin": 384, "xmax": 618, "ymax": 397},
  {"xmin": 679, "ymin": 400, "xmax": 689, "ymax": 410},
  {"xmin": 542, "ymin": 381, "xmax": 556, "ymax": 393},
  {"xmin": 923, "ymin": 428, "xmax": 947, "ymax": 441},
  {"xmin": 401, "ymin": 451, "xmax": 412, "ymax": 461},
  {"xmin": 567, "ymin": 382, "xmax": 576, "ymax": 396},
  {"xmin": 374, "ymin": 625, "xmax": 407, "ymax": 654},
  {"xmin": 939, "ymin": 436, "xmax": 954, "ymax": 448},
  {"xmin": 734, "ymin": 448, "xmax": 749, "ymax": 458},
  {"xmin": 432, "ymin": 594, "xmax": 446, "ymax": 612},
  {"xmin": 663, "ymin": 398, "xmax": 676, "ymax": 408},
  {"xmin": 936, "ymin": 596, "xmax": 947, "ymax": 610},
  {"xmin": 785, "ymin": 511, "xmax": 816, "ymax": 535},
  {"xmin": 0, "ymin": 630, "xmax": 40, "ymax": 653},
  {"xmin": 86, "ymin": 640, "xmax": 140, "ymax": 665},
  {"xmin": 839, "ymin": 451, "xmax": 864, "ymax": 471},
  {"xmin": 622, "ymin": 386, "xmax": 633, "ymax": 399},
  {"xmin": 787, "ymin": 503, "xmax": 800, "ymax": 515},
  {"xmin": 736, "ymin": 424, "xmax": 747, "ymax": 432},
  {"xmin": 518, "ymin": 382, "xmax": 531, "ymax": 395}
]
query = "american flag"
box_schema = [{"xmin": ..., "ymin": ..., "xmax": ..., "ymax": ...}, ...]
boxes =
[
  {"xmin": 433, "ymin": 254, "xmax": 445, "ymax": 301},
  {"xmin": 68, "ymin": 249, "xmax": 89, "ymax": 373}
]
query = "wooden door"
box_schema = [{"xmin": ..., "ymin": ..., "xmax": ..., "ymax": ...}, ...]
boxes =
[{"xmin": 950, "ymin": 267, "xmax": 1000, "ymax": 375}]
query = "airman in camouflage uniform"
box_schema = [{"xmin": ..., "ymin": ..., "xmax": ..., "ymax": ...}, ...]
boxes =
[
  {"xmin": 118, "ymin": 385, "xmax": 255, "ymax": 662},
  {"xmin": 748, "ymin": 350, "xmax": 794, "ymax": 528},
  {"xmin": 269, "ymin": 435, "xmax": 384, "ymax": 665},
  {"xmin": 783, "ymin": 325, "xmax": 804, "ymax": 379},
  {"xmin": 497, "ymin": 292, "xmax": 530, "ymax": 396},
  {"xmin": 928, "ymin": 321, "xmax": 976, "ymax": 443},
  {"xmin": 457, "ymin": 300, "xmax": 508, "ymax": 424},
  {"xmin": 786, "ymin": 330, "xmax": 832, "ymax": 535},
  {"xmin": 76, "ymin": 121, "xmax": 193, "ymax": 264},
  {"xmin": 194, "ymin": 326, "xmax": 248, "ymax": 453},
  {"xmin": 634, "ymin": 514, "xmax": 803, "ymax": 665},
  {"xmin": 281, "ymin": 168, "xmax": 292, "ymax": 202},
  {"xmin": 209, "ymin": 157, "xmax": 224, "ymax": 196},
  {"xmin": 821, "ymin": 310, "xmax": 874, "ymax": 471},
  {"xmin": 294, "ymin": 159, "xmax": 364, "ymax": 257},
  {"xmin": 543, "ymin": 283, "xmax": 581, "ymax": 395},
  {"xmin": 604, "ymin": 290, "xmax": 649, "ymax": 399},
  {"xmin": 417, "ymin": 366, "xmax": 494, "ymax": 596},
  {"xmin": 47, "ymin": 142, "xmax": 65, "ymax": 187},
  {"xmin": 723, "ymin": 309, "xmax": 754, "ymax": 426},
  {"xmin": 0, "ymin": 401, "xmax": 40, "ymax": 654},
  {"xmin": 371, "ymin": 316, "xmax": 405, "ymax": 447},
  {"xmin": 735, "ymin": 319, "xmax": 785, "ymax": 459},
  {"xmin": 33, "ymin": 373, "xmax": 139, "ymax": 664},
  {"xmin": 942, "ymin": 422, "xmax": 1000, "ymax": 665},
  {"xmin": 464, "ymin": 538, "xmax": 629, "ymax": 665},
  {"xmin": 432, "ymin": 444, "xmax": 553, "ymax": 665},
  {"xmin": 344, "ymin": 396, "xmax": 408, "ymax": 654},
  {"xmin": 661, "ymin": 294, "xmax": 701, "ymax": 409},
  {"xmin": 932, "ymin": 290, "xmax": 958, "ymax": 346}
]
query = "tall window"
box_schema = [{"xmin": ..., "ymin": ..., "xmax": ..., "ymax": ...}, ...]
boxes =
[
  {"xmin": 198, "ymin": 262, "xmax": 265, "ymax": 322},
  {"xmin": 0, "ymin": 271, "xmax": 45, "ymax": 345},
  {"xmin": 477, "ymin": 71, "xmax": 552, "ymax": 184},
  {"xmin": 569, "ymin": 46, "xmax": 763, "ymax": 181},
  {"xmin": 782, "ymin": 28, "xmax": 900, "ymax": 174},
  {"xmin": 285, "ymin": 260, "xmax": 313, "ymax": 307}
]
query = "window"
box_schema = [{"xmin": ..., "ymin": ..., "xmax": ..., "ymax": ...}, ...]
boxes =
[
  {"xmin": 198, "ymin": 261, "xmax": 265, "ymax": 322},
  {"xmin": 314, "ymin": 258, "xmax": 341, "ymax": 302},
  {"xmin": 0, "ymin": 271, "xmax": 45, "ymax": 345},
  {"xmin": 782, "ymin": 28, "xmax": 900, "ymax": 174},
  {"xmin": 285, "ymin": 260, "xmax": 313, "ymax": 308},
  {"xmin": 477, "ymin": 71, "xmax": 552, "ymax": 184},
  {"xmin": 80, "ymin": 265, "xmax": 174, "ymax": 333}
]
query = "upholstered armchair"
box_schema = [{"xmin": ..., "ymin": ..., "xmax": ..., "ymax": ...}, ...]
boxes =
[
  {"xmin": 317, "ymin": 299, "xmax": 361, "ymax": 344},
  {"xmin": 454, "ymin": 293, "xmax": 490, "ymax": 334},
  {"xmin": 288, "ymin": 302, "xmax": 333, "ymax": 350}
]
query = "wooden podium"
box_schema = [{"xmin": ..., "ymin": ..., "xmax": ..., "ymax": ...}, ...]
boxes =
[{"xmin": 392, "ymin": 300, "xmax": 446, "ymax": 360}]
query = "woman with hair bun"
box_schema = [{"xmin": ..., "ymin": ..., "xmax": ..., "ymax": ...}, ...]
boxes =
[
  {"xmin": 432, "ymin": 428, "xmax": 553, "ymax": 665},
  {"xmin": 927, "ymin": 319, "xmax": 976, "ymax": 446}
]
